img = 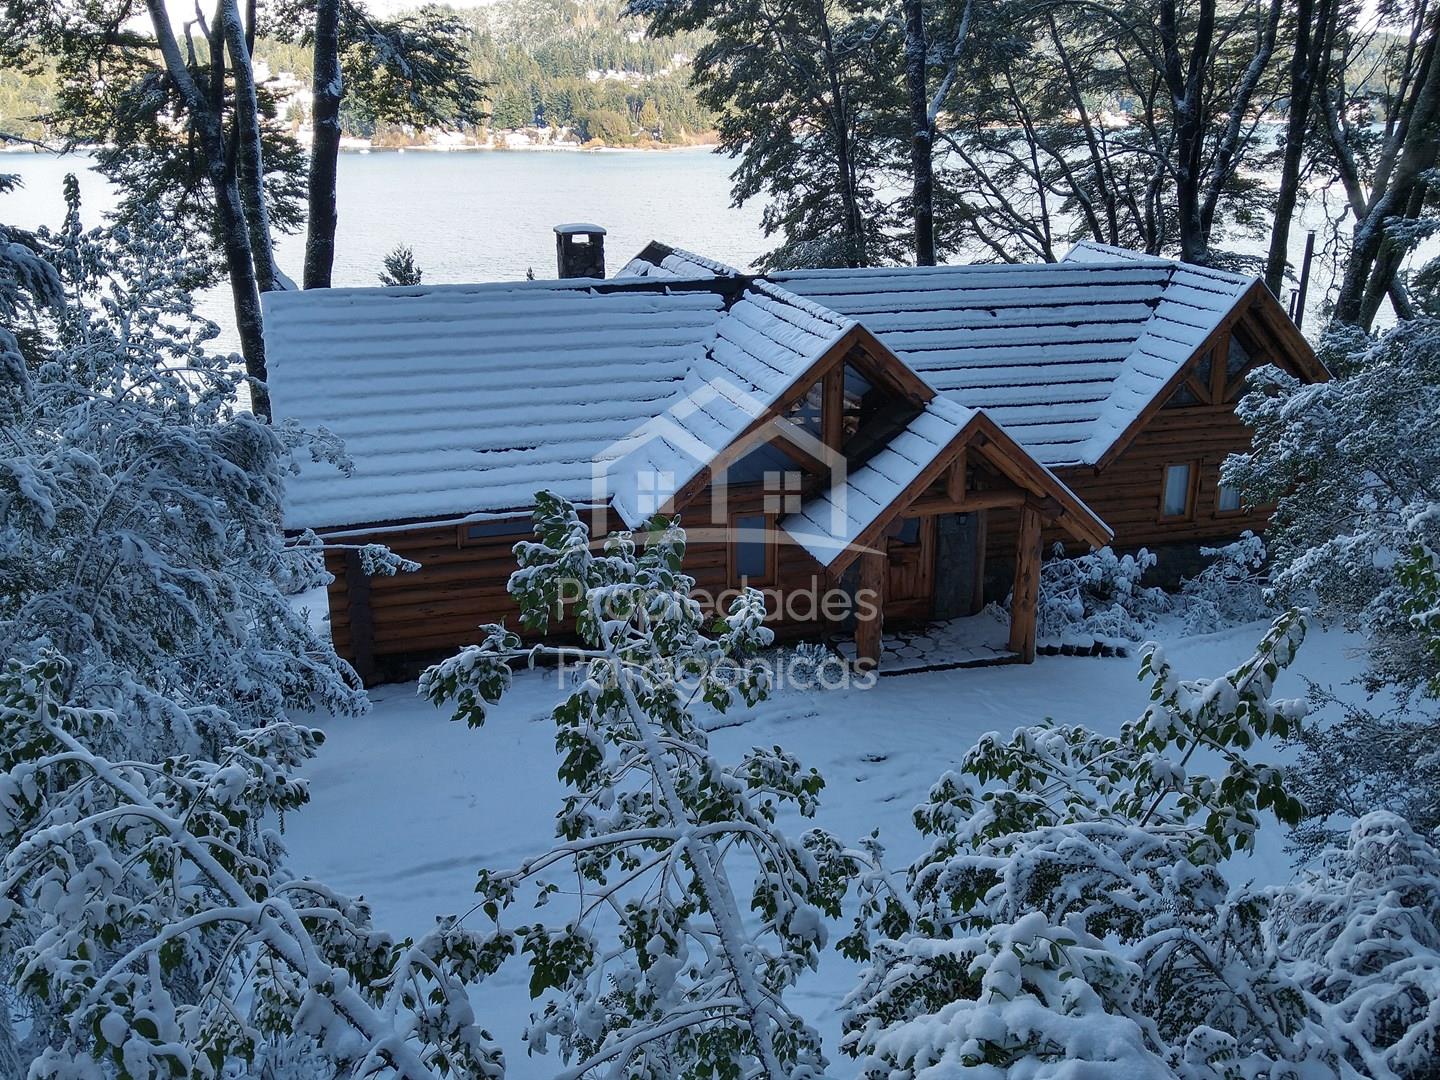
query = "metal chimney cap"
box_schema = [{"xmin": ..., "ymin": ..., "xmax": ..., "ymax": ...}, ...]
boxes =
[{"xmin": 554, "ymin": 223, "xmax": 607, "ymax": 235}]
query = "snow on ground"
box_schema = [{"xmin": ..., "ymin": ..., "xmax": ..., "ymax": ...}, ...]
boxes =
[{"xmin": 283, "ymin": 609, "xmax": 1374, "ymax": 1076}]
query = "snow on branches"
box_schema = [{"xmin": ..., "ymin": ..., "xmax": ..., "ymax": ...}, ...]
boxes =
[
  {"xmin": 838, "ymin": 613, "xmax": 1347, "ymax": 1079},
  {"xmin": 421, "ymin": 491, "xmax": 848, "ymax": 1079},
  {"xmin": 1, "ymin": 652, "xmax": 506, "ymax": 1080}
]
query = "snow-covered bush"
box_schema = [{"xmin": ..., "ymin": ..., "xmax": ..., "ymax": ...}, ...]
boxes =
[
  {"xmin": 1269, "ymin": 811, "xmax": 1440, "ymax": 1077},
  {"xmin": 838, "ymin": 612, "xmax": 1359, "ymax": 1079},
  {"xmin": 1225, "ymin": 319, "xmax": 1440, "ymax": 698},
  {"xmin": 1026, "ymin": 544, "xmax": 1170, "ymax": 642},
  {"xmin": 1177, "ymin": 531, "xmax": 1273, "ymax": 634},
  {"xmin": 421, "ymin": 492, "xmax": 849, "ymax": 1078},
  {"xmin": 2, "ymin": 652, "xmax": 506, "ymax": 1080}
]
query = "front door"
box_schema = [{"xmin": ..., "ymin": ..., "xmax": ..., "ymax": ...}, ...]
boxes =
[{"xmin": 885, "ymin": 516, "xmax": 935, "ymax": 623}]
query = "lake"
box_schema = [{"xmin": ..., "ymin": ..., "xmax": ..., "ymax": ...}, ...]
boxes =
[
  {"xmin": 1, "ymin": 147, "xmax": 771, "ymax": 345},
  {"xmin": 1, "ymin": 145, "xmax": 1396, "ymax": 343}
]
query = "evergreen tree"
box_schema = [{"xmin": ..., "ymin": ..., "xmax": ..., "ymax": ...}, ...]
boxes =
[
  {"xmin": 379, "ymin": 244, "xmax": 424, "ymax": 286},
  {"xmin": 628, "ymin": 0, "xmax": 902, "ymax": 268}
]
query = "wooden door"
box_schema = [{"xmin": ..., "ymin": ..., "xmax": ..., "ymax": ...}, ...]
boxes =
[{"xmin": 885, "ymin": 516, "xmax": 935, "ymax": 622}]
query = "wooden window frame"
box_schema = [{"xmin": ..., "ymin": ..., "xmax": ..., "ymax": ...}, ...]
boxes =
[
  {"xmin": 728, "ymin": 511, "xmax": 776, "ymax": 587},
  {"xmin": 1214, "ymin": 469, "xmax": 1245, "ymax": 518},
  {"xmin": 1158, "ymin": 461, "xmax": 1199, "ymax": 522},
  {"xmin": 457, "ymin": 517, "xmax": 527, "ymax": 548}
]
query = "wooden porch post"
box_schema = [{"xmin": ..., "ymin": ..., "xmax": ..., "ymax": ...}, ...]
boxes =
[
  {"xmin": 1008, "ymin": 505, "xmax": 1042, "ymax": 663},
  {"xmin": 344, "ymin": 548, "xmax": 377, "ymax": 686},
  {"xmin": 854, "ymin": 547, "xmax": 887, "ymax": 667}
]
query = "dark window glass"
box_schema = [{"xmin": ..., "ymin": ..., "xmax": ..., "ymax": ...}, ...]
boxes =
[
  {"xmin": 465, "ymin": 519, "xmax": 522, "ymax": 540},
  {"xmin": 1227, "ymin": 333, "xmax": 1253, "ymax": 379},
  {"xmin": 888, "ymin": 517, "xmax": 921, "ymax": 545},
  {"xmin": 734, "ymin": 514, "xmax": 769, "ymax": 579},
  {"xmin": 842, "ymin": 364, "xmax": 883, "ymax": 441},
  {"xmin": 786, "ymin": 383, "xmax": 823, "ymax": 436}
]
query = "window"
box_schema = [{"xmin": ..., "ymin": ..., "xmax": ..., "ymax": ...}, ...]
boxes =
[
  {"xmin": 1161, "ymin": 463, "xmax": 1195, "ymax": 519},
  {"xmin": 785, "ymin": 382, "xmax": 823, "ymax": 437},
  {"xmin": 1226, "ymin": 332, "xmax": 1254, "ymax": 380},
  {"xmin": 732, "ymin": 514, "xmax": 771, "ymax": 582},
  {"xmin": 458, "ymin": 517, "xmax": 525, "ymax": 547},
  {"xmin": 1217, "ymin": 481, "xmax": 1243, "ymax": 513}
]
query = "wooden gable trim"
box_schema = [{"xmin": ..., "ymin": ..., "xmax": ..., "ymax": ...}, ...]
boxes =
[
  {"xmin": 822, "ymin": 412, "xmax": 1111, "ymax": 577},
  {"xmin": 661, "ymin": 323, "xmax": 936, "ymax": 519},
  {"xmin": 1092, "ymin": 279, "xmax": 1327, "ymax": 474},
  {"xmin": 847, "ymin": 323, "xmax": 936, "ymax": 406}
]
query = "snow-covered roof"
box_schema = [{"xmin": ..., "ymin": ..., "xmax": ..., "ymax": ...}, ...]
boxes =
[
  {"xmin": 266, "ymin": 278, "xmax": 860, "ymax": 532},
  {"xmin": 781, "ymin": 397, "xmax": 975, "ymax": 565},
  {"xmin": 601, "ymin": 283, "xmax": 854, "ymax": 525},
  {"xmin": 616, "ymin": 241, "xmax": 744, "ymax": 281},
  {"xmin": 769, "ymin": 249, "xmax": 1255, "ymax": 467},
  {"xmin": 265, "ymin": 242, "xmax": 1265, "ymax": 536},
  {"xmin": 264, "ymin": 279, "xmax": 727, "ymax": 530}
]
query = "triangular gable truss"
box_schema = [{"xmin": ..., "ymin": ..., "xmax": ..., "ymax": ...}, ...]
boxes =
[
  {"xmin": 791, "ymin": 405, "xmax": 1111, "ymax": 577},
  {"xmin": 1090, "ymin": 280, "xmax": 1329, "ymax": 472},
  {"xmin": 660, "ymin": 320, "xmax": 938, "ymax": 518}
]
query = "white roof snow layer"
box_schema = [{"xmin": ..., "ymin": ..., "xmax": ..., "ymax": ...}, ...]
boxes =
[
  {"xmin": 264, "ymin": 280, "xmax": 726, "ymax": 530},
  {"xmin": 602, "ymin": 283, "xmax": 854, "ymax": 526},
  {"xmin": 781, "ymin": 397, "xmax": 977, "ymax": 566},
  {"xmin": 770, "ymin": 252, "xmax": 1255, "ymax": 467}
]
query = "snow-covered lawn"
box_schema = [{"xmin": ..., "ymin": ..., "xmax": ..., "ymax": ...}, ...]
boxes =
[{"xmin": 285, "ymin": 614, "xmax": 1371, "ymax": 1076}]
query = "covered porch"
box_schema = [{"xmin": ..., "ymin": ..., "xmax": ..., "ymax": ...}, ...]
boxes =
[{"xmin": 781, "ymin": 400, "xmax": 1112, "ymax": 669}]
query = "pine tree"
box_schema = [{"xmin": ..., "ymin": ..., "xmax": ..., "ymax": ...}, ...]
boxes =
[{"xmin": 379, "ymin": 244, "xmax": 425, "ymax": 287}]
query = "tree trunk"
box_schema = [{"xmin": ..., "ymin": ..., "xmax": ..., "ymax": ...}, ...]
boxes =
[
  {"xmin": 223, "ymin": 0, "xmax": 278, "ymax": 293},
  {"xmin": 1159, "ymin": 0, "xmax": 1216, "ymax": 264},
  {"xmin": 904, "ymin": 0, "xmax": 935, "ymax": 265},
  {"xmin": 1264, "ymin": 0, "xmax": 1328, "ymax": 295},
  {"xmin": 143, "ymin": 0, "xmax": 270, "ymax": 419},
  {"xmin": 1333, "ymin": 27, "xmax": 1440, "ymax": 326},
  {"xmin": 305, "ymin": 0, "xmax": 343, "ymax": 289}
]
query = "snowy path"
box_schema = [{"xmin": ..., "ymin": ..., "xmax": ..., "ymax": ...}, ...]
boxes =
[{"xmin": 286, "ymin": 617, "xmax": 1370, "ymax": 1076}]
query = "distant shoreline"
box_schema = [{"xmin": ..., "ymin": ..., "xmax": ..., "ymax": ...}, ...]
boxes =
[{"xmin": 1, "ymin": 139, "xmax": 722, "ymax": 156}]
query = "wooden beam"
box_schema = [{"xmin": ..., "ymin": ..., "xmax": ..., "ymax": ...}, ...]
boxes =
[
  {"xmin": 1008, "ymin": 506, "xmax": 1042, "ymax": 663},
  {"xmin": 946, "ymin": 447, "xmax": 967, "ymax": 502},
  {"xmin": 822, "ymin": 364, "xmax": 844, "ymax": 451},
  {"xmin": 344, "ymin": 548, "xmax": 377, "ymax": 686},
  {"xmin": 909, "ymin": 488, "xmax": 1027, "ymax": 515},
  {"xmin": 854, "ymin": 548, "xmax": 886, "ymax": 668}
]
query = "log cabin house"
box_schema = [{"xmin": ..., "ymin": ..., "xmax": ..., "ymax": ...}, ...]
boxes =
[{"xmin": 263, "ymin": 232, "xmax": 1326, "ymax": 684}]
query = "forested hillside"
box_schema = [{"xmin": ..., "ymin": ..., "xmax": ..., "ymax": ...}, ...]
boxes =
[{"xmin": 0, "ymin": 0, "xmax": 715, "ymax": 146}]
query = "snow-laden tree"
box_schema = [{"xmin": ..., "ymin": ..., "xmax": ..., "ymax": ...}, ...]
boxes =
[
  {"xmin": 1268, "ymin": 811, "xmax": 1440, "ymax": 1077},
  {"xmin": 1226, "ymin": 321, "xmax": 1440, "ymax": 696},
  {"xmin": 421, "ymin": 492, "xmax": 849, "ymax": 1078},
  {"xmin": 1225, "ymin": 320, "xmax": 1440, "ymax": 844},
  {"xmin": 0, "ymin": 185, "xmax": 372, "ymax": 762},
  {"xmin": 838, "ymin": 613, "xmax": 1347, "ymax": 1078},
  {"xmin": 2, "ymin": 652, "xmax": 507, "ymax": 1080},
  {"xmin": 1, "ymin": 189, "xmax": 482, "ymax": 1076}
]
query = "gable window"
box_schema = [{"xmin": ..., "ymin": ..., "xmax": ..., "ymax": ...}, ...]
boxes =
[
  {"xmin": 731, "ymin": 513, "xmax": 772, "ymax": 583},
  {"xmin": 1217, "ymin": 479, "xmax": 1243, "ymax": 514},
  {"xmin": 1161, "ymin": 462, "xmax": 1195, "ymax": 519},
  {"xmin": 786, "ymin": 383, "xmax": 823, "ymax": 437}
]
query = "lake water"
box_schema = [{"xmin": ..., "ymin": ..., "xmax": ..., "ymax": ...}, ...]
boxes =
[
  {"xmin": 1, "ymin": 148, "xmax": 770, "ymax": 345},
  {"xmin": 1, "ymin": 145, "xmax": 1401, "ymax": 344}
]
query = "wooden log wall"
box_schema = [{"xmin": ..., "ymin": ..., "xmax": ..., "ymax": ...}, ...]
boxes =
[{"xmin": 986, "ymin": 401, "xmax": 1271, "ymax": 560}]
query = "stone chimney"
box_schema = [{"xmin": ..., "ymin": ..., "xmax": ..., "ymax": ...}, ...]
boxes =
[{"xmin": 554, "ymin": 223, "xmax": 606, "ymax": 279}]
